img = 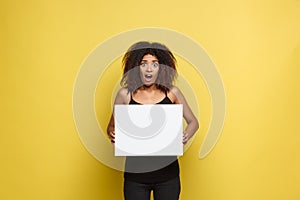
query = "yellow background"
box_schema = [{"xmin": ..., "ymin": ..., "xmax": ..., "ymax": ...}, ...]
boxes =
[{"xmin": 1, "ymin": 0, "xmax": 300, "ymax": 199}]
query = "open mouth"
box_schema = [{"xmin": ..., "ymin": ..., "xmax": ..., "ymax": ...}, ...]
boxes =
[{"xmin": 144, "ymin": 74, "xmax": 153, "ymax": 81}]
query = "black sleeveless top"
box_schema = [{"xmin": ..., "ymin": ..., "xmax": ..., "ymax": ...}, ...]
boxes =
[{"xmin": 124, "ymin": 92, "xmax": 180, "ymax": 184}]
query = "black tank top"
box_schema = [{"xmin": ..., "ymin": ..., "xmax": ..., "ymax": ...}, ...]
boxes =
[{"xmin": 124, "ymin": 91, "xmax": 180, "ymax": 184}]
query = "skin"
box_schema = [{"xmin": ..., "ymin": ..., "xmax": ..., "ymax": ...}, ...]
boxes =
[{"xmin": 107, "ymin": 54, "xmax": 199, "ymax": 144}]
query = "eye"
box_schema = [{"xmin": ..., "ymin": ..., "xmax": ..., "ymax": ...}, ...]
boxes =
[
  {"xmin": 140, "ymin": 63, "xmax": 147, "ymax": 67},
  {"xmin": 152, "ymin": 63, "xmax": 159, "ymax": 68}
]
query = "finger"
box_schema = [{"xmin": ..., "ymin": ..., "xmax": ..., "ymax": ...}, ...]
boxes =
[
  {"xmin": 111, "ymin": 136, "xmax": 115, "ymax": 143},
  {"xmin": 182, "ymin": 134, "xmax": 189, "ymax": 143},
  {"xmin": 183, "ymin": 134, "xmax": 188, "ymax": 139},
  {"xmin": 109, "ymin": 131, "xmax": 115, "ymax": 138},
  {"xmin": 183, "ymin": 131, "xmax": 188, "ymax": 137}
]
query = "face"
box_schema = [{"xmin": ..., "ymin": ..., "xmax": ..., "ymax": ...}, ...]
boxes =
[{"xmin": 139, "ymin": 54, "xmax": 159, "ymax": 86}]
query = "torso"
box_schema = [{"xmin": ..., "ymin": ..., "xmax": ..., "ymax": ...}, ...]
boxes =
[{"xmin": 124, "ymin": 86, "xmax": 179, "ymax": 184}]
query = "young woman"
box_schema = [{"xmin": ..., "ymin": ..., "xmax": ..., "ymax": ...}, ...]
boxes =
[{"xmin": 107, "ymin": 41, "xmax": 199, "ymax": 200}]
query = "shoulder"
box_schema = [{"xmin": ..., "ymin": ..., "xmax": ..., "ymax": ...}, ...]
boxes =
[
  {"xmin": 168, "ymin": 86, "xmax": 184, "ymax": 103},
  {"xmin": 117, "ymin": 87, "xmax": 129, "ymax": 96},
  {"xmin": 169, "ymin": 86, "xmax": 182, "ymax": 95},
  {"xmin": 115, "ymin": 87, "xmax": 130, "ymax": 104}
]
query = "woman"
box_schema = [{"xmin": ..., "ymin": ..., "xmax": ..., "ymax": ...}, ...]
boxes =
[{"xmin": 107, "ymin": 41, "xmax": 199, "ymax": 200}]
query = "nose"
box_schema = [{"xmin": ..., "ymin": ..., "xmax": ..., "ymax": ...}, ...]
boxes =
[{"xmin": 146, "ymin": 64, "xmax": 152, "ymax": 72}]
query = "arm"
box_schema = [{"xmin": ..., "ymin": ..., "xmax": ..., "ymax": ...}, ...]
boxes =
[
  {"xmin": 170, "ymin": 86, "xmax": 199, "ymax": 144},
  {"xmin": 106, "ymin": 88, "xmax": 130, "ymax": 143}
]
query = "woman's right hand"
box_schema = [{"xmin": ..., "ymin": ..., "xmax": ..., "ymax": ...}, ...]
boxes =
[{"xmin": 108, "ymin": 129, "xmax": 115, "ymax": 144}]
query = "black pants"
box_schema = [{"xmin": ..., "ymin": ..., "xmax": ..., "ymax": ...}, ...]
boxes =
[{"xmin": 124, "ymin": 177, "xmax": 180, "ymax": 200}]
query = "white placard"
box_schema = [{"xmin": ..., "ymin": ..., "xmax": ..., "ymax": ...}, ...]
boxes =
[{"xmin": 114, "ymin": 104, "xmax": 183, "ymax": 156}]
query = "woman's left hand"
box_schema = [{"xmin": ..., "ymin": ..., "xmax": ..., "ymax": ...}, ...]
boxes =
[{"xmin": 183, "ymin": 131, "xmax": 190, "ymax": 144}]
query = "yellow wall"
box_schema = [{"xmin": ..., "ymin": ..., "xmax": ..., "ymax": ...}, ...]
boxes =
[{"xmin": 1, "ymin": 0, "xmax": 300, "ymax": 199}]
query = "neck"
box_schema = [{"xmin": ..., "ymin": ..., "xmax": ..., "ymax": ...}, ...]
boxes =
[{"xmin": 141, "ymin": 84, "xmax": 157, "ymax": 91}]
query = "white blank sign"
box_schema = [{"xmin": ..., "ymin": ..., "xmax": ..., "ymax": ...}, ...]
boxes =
[{"xmin": 114, "ymin": 104, "xmax": 183, "ymax": 156}]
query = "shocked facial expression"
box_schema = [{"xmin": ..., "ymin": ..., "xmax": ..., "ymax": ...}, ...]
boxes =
[{"xmin": 139, "ymin": 54, "xmax": 159, "ymax": 86}]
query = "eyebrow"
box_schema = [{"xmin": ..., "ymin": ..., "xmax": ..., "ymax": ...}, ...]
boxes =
[{"xmin": 141, "ymin": 59, "xmax": 159, "ymax": 62}]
